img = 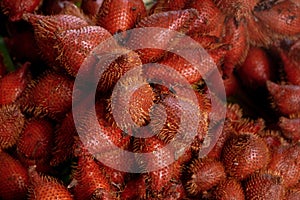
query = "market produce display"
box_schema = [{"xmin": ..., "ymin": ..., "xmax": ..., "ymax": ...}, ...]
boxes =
[{"xmin": 0, "ymin": 0, "xmax": 299, "ymax": 199}]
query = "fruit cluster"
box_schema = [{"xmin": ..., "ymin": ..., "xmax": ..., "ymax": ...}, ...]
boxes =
[{"xmin": 0, "ymin": 0, "xmax": 300, "ymax": 199}]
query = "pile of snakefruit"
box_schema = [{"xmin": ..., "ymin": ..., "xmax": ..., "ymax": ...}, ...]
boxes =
[{"xmin": 0, "ymin": 0, "xmax": 300, "ymax": 199}]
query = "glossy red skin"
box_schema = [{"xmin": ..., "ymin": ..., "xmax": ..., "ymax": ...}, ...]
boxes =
[
  {"xmin": 81, "ymin": 0, "xmax": 104, "ymax": 18},
  {"xmin": 0, "ymin": 150, "xmax": 29, "ymax": 200},
  {"xmin": 1, "ymin": 0, "xmax": 42, "ymax": 21},
  {"xmin": 238, "ymin": 47, "xmax": 274, "ymax": 89},
  {"xmin": 73, "ymin": 152, "xmax": 114, "ymax": 200},
  {"xmin": 280, "ymin": 50, "xmax": 300, "ymax": 85},
  {"xmin": 17, "ymin": 118, "xmax": 54, "ymax": 159},
  {"xmin": 0, "ymin": 62, "xmax": 30, "ymax": 105},
  {"xmin": 28, "ymin": 166, "xmax": 73, "ymax": 200},
  {"xmin": 267, "ymin": 81, "xmax": 300, "ymax": 115}
]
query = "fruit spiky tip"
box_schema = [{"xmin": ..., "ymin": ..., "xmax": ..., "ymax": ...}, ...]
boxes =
[
  {"xmin": 185, "ymin": 158, "xmax": 226, "ymax": 196},
  {"xmin": 0, "ymin": 104, "xmax": 25, "ymax": 149},
  {"xmin": 28, "ymin": 166, "xmax": 73, "ymax": 200}
]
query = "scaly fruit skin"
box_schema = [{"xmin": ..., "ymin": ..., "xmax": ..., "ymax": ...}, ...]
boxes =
[
  {"xmin": 186, "ymin": 0, "xmax": 225, "ymax": 36},
  {"xmin": 253, "ymin": 0, "xmax": 300, "ymax": 37},
  {"xmin": 221, "ymin": 133, "xmax": 270, "ymax": 180},
  {"xmin": 1, "ymin": 0, "xmax": 42, "ymax": 21},
  {"xmin": 266, "ymin": 81, "xmax": 300, "ymax": 116},
  {"xmin": 53, "ymin": 25, "xmax": 112, "ymax": 76},
  {"xmin": 267, "ymin": 144, "xmax": 300, "ymax": 188},
  {"xmin": 0, "ymin": 104, "xmax": 25, "ymax": 149},
  {"xmin": 20, "ymin": 70, "xmax": 74, "ymax": 120},
  {"xmin": 0, "ymin": 150, "xmax": 29, "ymax": 200},
  {"xmin": 244, "ymin": 171, "xmax": 285, "ymax": 200},
  {"xmin": 134, "ymin": 136, "xmax": 182, "ymax": 195},
  {"xmin": 120, "ymin": 176, "xmax": 147, "ymax": 200},
  {"xmin": 185, "ymin": 158, "xmax": 226, "ymax": 196},
  {"xmin": 279, "ymin": 116, "xmax": 300, "ymax": 142},
  {"xmin": 17, "ymin": 118, "xmax": 54, "ymax": 160},
  {"xmin": 72, "ymin": 146, "xmax": 114, "ymax": 200},
  {"xmin": 0, "ymin": 62, "xmax": 30, "ymax": 105},
  {"xmin": 279, "ymin": 49, "xmax": 300, "ymax": 85},
  {"xmin": 97, "ymin": 0, "xmax": 147, "ymax": 35},
  {"xmin": 127, "ymin": 9, "xmax": 199, "ymax": 63},
  {"xmin": 22, "ymin": 13, "xmax": 89, "ymax": 73},
  {"xmin": 213, "ymin": 178, "xmax": 245, "ymax": 200},
  {"xmin": 222, "ymin": 17, "xmax": 249, "ymax": 76},
  {"xmin": 28, "ymin": 166, "xmax": 73, "ymax": 200},
  {"xmin": 108, "ymin": 75, "xmax": 155, "ymax": 130}
]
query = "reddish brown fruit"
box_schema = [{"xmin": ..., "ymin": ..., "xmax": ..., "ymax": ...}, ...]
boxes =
[
  {"xmin": 186, "ymin": 0, "xmax": 225, "ymax": 36},
  {"xmin": 94, "ymin": 50, "xmax": 142, "ymax": 93},
  {"xmin": 28, "ymin": 166, "xmax": 73, "ymax": 200},
  {"xmin": 134, "ymin": 136, "xmax": 182, "ymax": 193},
  {"xmin": 127, "ymin": 9, "xmax": 199, "ymax": 63},
  {"xmin": 279, "ymin": 49, "xmax": 300, "ymax": 85},
  {"xmin": 0, "ymin": 150, "xmax": 29, "ymax": 200},
  {"xmin": 266, "ymin": 81, "xmax": 300, "ymax": 115},
  {"xmin": 185, "ymin": 158, "xmax": 226, "ymax": 196},
  {"xmin": 0, "ymin": 104, "xmax": 25, "ymax": 149},
  {"xmin": 214, "ymin": 0, "xmax": 259, "ymax": 17},
  {"xmin": 0, "ymin": 62, "xmax": 30, "ymax": 105},
  {"xmin": 259, "ymin": 130, "xmax": 287, "ymax": 153},
  {"xmin": 279, "ymin": 116, "xmax": 300, "ymax": 141},
  {"xmin": 238, "ymin": 47, "xmax": 274, "ymax": 88},
  {"xmin": 108, "ymin": 75, "xmax": 155, "ymax": 130},
  {"xmin": 149, "ymin": 92, "xmax": 208, "ymax": 146},
  {"xmin": 1, "ymin": 0, "xmax": 42, "ymax": 21},
  {"xmin": 150, "ymin": 0, "xmax": 188, "ymax": 14},
  {"xmin": 268, "ymin": 144, "xmax": 300, "ymax": 188},
  {"xmin": 17, "ymin": 118, "xmax": 54, "ymax": 159},
  {"xmin": 20, "ymin": 71, "xmax": 74, "ymax": 120},
  {"xmin": 207, "ymin": 122, "xmax": 233, "ymax": 159},
  {"xmin": 72, "ymin": 148, "xmax": 114, "ymax": 200},
  {"xmin": 154, "ymin": 52, "xmax": 203, "ymax": 84},
  {"xmin": 285, "ymin": 182, "xmax": 300, "ymax": 200},
  {"xmin": 50, "ymin": 111, "xmax": 76, "ymax": 166},
  {"xmin": 221, "ymin": 133, "xmax": 270, "ymax": 180},
  {"xmin": 213, "ymin": 178, "xmax": 245, "ymax": 200},
  {"xmin": 53, "ymin": 25, "xmax": 112, "ymax": 76},
  {"xmin": 121, "ymin": 176, "xmax": 147, "ymax": 200},
  {"xmin": 22, "ymin": 13, "xmax": 89, "ymax": 72},
  {"xmin": 42, "ymin": 0, "xmax": 82, "ymax": 14},
  {"xmin": 81, "ymin": 0, "xmax": 104, "ymax": 20},
  {"xmin": 254, "ymin": 0, "xmax": 300, "ymax": 37},
  {"xmin": 97, "ymin": 0, "xmax": 146, "ymax": 35},
  {"xmin": 222, "ymin": 17, "xmax": 249, "ymax": 76},
  {"xmin": 244, "ymin": 171, "xmax": 285, "ymax": 200}
]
